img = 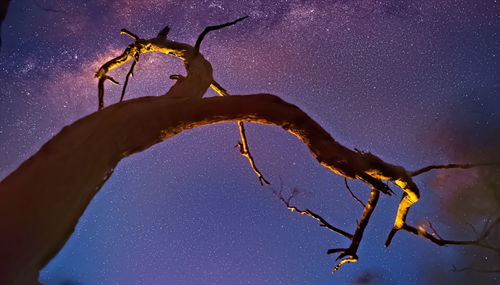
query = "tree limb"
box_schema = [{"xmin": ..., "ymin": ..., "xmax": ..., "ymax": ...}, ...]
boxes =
[
  {"xmin": 272, "ymin": 186, "xmax": 352, "ymax": 239},
  {"xmin": 120, "ymin": 53, "xmax": 139, "ymax": 102},
  {"xmin": 156, "ymin": 25, "xmax": 170, "ymax": 39},
  {"xmin": 120, "ymin": 28, "xmax": 139, "ymax": 40},
  {"xmin": 0, "ymin": 93, "xmax": 424, "ymax": 283},
  {"xmin": 452, "ymin": 265, "xmax": 500, "ymax": 273},
  {"xmin": 395, "ymin": 216, "xmax": 500, "ymax": 253},
  {"xmin": 411, "ymin": 162, "xmax": 500, "ymax": 177},
  {"xmin": 328, "ymin": 187, "xmax": 380, "ymax": 272},
  {"xmin": 97, "ymin": 75, "xmax": 119, "ymax": 110},
  {"xmin": 344, "ymin": 178, "xmax": 366, "ymax": 208},
  {"xmin": 210, "ymin": 80, "xmax": 270, "ymax": 185},
  {"xmin": 194, "ymin": 16, "xmax": 248, "ymax": 53}
]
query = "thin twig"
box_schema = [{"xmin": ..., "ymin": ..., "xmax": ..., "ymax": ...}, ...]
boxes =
[
  {"xmin": 452, "ymin": 265, "xmax": 500, "ymax": 273},
  {"xmin": 194, "ymin": 16, "xmax": 248, "ymax": 53},
  {"xmin": 120, "ymin": 53, "xmax": 140, "ymax": 102},
  {"xmin": 120, "ymin": 29, "xmax": 139, "ymax": 40},
  {"xmin": 411, "ymin": 162, "xmax": 500, "ymax": 177},
  {"xmin": 273, "ymin": 186, "xmax": 353, "ymax": 239},
  {"xmin": 235, "ymin": 123, "xmax": 270, "ymax": 185},
  {"xmin": 427, "ymin": 221, "xmax": 444, "ymax": 240},
  {"xmin": 399, "ymin": 216, "xmax": 500, "ymax": 253},
  {"xmin": 288, "ymin": 206, "xmax": 353, "ymax": 239},
  {"xmin": 344, "ymin": 178, "xmax": 366, "ymax": 208},
  {"xmin": 466, "ymin": 222, "xmax": 479, "ymax": 235},
  {"xmin": 210, "ymin": 80, "xmax": 270, "ymax": 185},
  {"xmin": 97, "ymin": 75, "xmax": 119, "ymax": 110}
]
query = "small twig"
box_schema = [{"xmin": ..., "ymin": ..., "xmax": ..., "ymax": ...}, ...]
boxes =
[
  {"xmin": 194, "ymin": 16, "xmax": 248, "ymax": 53},
  {"xmin": 120, "ymin": 53, "xmax": 140, "ymax": 102},
  {"xmin": 399, "ymin": 216, "xmax": 500, "ymax": 253},
  {"xmin": 97, "ymin": 75, "xmax": 119, "ymax": 110},
  {"xmin": 466, "ymin": 222, "xmax": 479, "ymax": 235},
  {"xmin": 120, "ymin": 29, "xmax": 140, "ymax": 40},
  {"xmin": 235, "ymin": 123, "xmax": 270, "ymax": 185},
  {"xmin": 344, "ymin": 178, "xmax": 366, "ymax": 208},
  {"xmin": 288, "ymin": 206, "xmax": 353, "ymax": 239},
  {"xmin": 452, "ymin": 265, "xmax": 500, "ymax": 273},
  {"xmin": 411, "ymin": 162, "xmax": 500, "ymax": 177},
  {"xmin": 272, "ymin": 186, "xmax": 353, "ymax": 239},
  {"xmin": 427, "ymin": 221, "xmax": 444, "ymax": 240},
  {"xmin": 210, "ymin": 80, "xmax": 270, "ymax": 185}
]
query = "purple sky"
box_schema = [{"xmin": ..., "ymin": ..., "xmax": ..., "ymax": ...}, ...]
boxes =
[{"xmin": 1, "ymin": 0, "xmax": 499, "ymax": 284}]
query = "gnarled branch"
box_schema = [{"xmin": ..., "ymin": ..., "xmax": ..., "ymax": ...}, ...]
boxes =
[{"xmin": 0, "ymin": 93, "xmax": 424, "ymax": 283}]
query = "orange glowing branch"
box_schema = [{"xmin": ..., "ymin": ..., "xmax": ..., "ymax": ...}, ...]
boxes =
[
  {"xmin": 399, "ymin": 216, "xmax": 500, "ymax": 253},
  {"xmin": 328, "ymin": 187, "xmax": 380, "ymax": 272},
  {"xmin": 210, "ymin": 80, "xmax": 270, "ymax": 185},
  {"xmin": 95, "ymin": 17, "xmax": 247, "ymax": 110}
]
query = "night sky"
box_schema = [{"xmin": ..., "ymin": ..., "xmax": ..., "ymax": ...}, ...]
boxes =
[{"xmin": 1, "ymin": 0, "xmax": 500, "ymax": 284}]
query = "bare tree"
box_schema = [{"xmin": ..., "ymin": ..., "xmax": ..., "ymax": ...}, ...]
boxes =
[{"xmin": 0, "ymin": 18, "xmax": 498, "ymax": 285}]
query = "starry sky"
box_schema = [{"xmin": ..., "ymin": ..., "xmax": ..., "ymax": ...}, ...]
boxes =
[{"xmin": 1, "ymin": 0, "xmax": 500, "ymax": 284}]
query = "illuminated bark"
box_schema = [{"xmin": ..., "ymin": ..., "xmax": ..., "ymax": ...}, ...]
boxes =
[
  {"xmin": 0, "ymin": 93, "xmax": 420, "ymax": 283},
  {"xmin": 0, "ymin": 19, "xmax": 498, "ymax": 284}
]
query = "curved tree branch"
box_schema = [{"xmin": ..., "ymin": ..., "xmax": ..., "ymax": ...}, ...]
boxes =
[
  {"xmin": 0, "ymin": 93, "xmax": 421, "ymax": 284},
  {"xmin": 194, "ymin": 16, "xmax": 248, "ymax": 53},
  {"xmin": 4, "ymin": 17, "xmax": 498, "ymax": 285},
  {"xmin": 328, "ymin": 187, "xmax": 380, "ymax": 272}
]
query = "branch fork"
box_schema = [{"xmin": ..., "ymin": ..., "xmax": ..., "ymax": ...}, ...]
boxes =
[{"xmin": 92, "ymin": 17, "xmax": 499, "ymax": 274}]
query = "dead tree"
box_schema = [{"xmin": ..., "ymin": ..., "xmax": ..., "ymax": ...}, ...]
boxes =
[{"xmin": 0, "ymin": 18, "xmax": 498, "ymax": 284}]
